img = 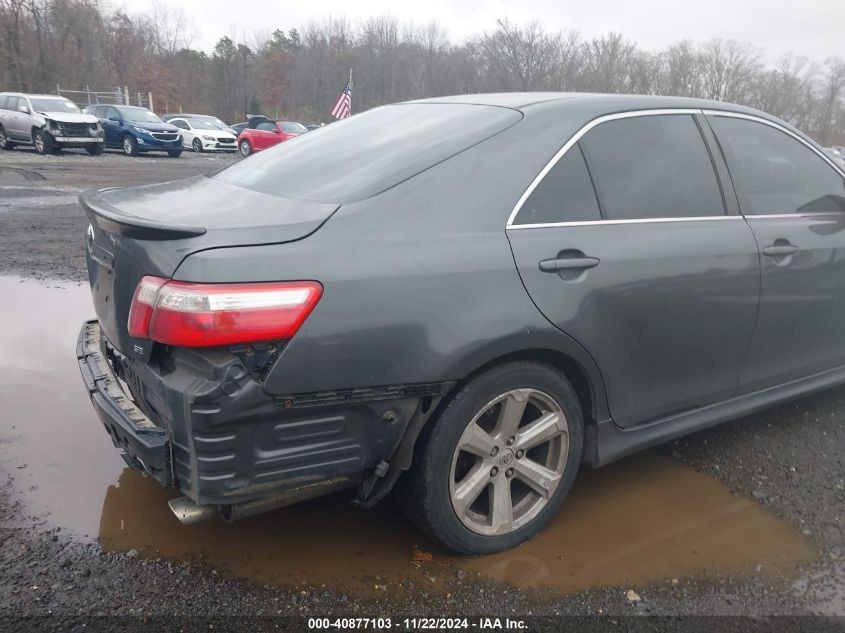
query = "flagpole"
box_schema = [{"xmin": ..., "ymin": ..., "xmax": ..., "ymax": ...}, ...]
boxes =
[{"xmin": 349, "ymin": 68, "xmax": 353, "ymax": 115}]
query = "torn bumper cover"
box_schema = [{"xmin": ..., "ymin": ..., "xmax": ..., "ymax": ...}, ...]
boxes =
[
  {"xmin": 76, "ymin": 319, "xmax": 171, "ymax": 485},
  {"xmin": 76, "ymin": 318, "xmax": 454, "ymax": 511}
]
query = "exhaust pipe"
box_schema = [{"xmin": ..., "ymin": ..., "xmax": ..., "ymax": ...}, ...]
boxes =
[
  {"xmin": 168, "ymin": 477, "xmax": 356, "ymax": 525},
  {"xmin": 168, "ymin": 496, "xmax": 217, "ymax": 525}
]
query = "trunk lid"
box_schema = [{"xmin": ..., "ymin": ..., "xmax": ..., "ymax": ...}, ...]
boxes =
[{"xmin": 81, "ymin": 176, "xmax": 339, "ymax": 359}]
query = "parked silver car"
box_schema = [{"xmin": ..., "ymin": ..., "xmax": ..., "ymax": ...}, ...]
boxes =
[{"xmin": 0, "ymin": 92, "xmax": 104, "ymax": 154}]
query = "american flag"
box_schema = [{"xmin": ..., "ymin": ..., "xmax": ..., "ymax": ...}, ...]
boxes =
[{"xmin": 331, "ymin": 80, "xmax": 352, "ymax": 120}]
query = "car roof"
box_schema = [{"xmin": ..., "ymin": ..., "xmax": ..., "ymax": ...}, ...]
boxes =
[
  {"xmin": 0, "ymin": 92, "xmax": 71, "ymax": 99},
  {"xmin": 404, "ymin": 92, "xmax": 770, "ymax": 119}
]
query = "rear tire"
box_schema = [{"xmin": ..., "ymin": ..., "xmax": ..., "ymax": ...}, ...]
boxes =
[
  {"xmin": 238, "ymin": 139, "xmax": 252, "ymax": 157},
  {"xmin": 33, "ymin": 130, "xmax": 53, "ymax": 155},
  {"xmin": 122, "ymin": 135, "xmax": 138, "ymax": 157},
  {"xmin": 167, "ymin": 149, "xmax": 182, "ymax": 158},
  {"xmin": 86, "ymin": 144, "xmax": 104, "ymax": 156},
  {"xmin": 399, "ymin": 362, "xmax": 583, "ymax": 554},
  {"xmin": 0, "ymin": 126, "xmax": 13, "ymax": 150}
]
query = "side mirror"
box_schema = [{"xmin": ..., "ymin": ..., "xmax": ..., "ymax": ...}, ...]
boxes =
[
  {"xmin": 108, "ymin": 116, "xmax": 120, "ymax": 122},
  {"xmin": 272, "ymin": 128, "xmax": 281, "ymax": 134},
  {"xmin": 18, "ymin": 105, "xmax": 29, "ymax": 114}
]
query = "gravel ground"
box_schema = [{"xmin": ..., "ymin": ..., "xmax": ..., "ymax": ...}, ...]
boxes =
[{"xmin": 0, "ymin": 147, "xmax": 843, "ymax": 631}]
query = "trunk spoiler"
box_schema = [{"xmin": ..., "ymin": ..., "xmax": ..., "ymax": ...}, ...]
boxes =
[{"xmin": 79, "ymin": 189, "xmax": 207, "ymax": 241}]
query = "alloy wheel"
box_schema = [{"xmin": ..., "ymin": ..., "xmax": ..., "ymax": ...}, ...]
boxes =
[
  {"xmin": 0, "ymin": 128, "xmax": 6, "ymax": 149},
  {"xmin": 239, "ymin": 140, "xmax": 251, "ymax": 157},
  {"xmin": 449, "ymin": 388, "xmax": 569, "ymax": 536},
  {"xmin": 123, "ymin": 137, "xmax": 133, "ymax": 155},
  {"xmin": 34, "ymin": 133, "xmax": 44, "ymax": 153}
]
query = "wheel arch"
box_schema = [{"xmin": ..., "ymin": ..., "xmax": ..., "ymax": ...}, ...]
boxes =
[{"xmin": 424, "ymin": 336, "xmax": 611, "ymax": 470}]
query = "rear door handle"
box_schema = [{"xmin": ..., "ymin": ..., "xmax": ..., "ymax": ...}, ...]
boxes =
[
  {"xmin": 762, "ymin": 244, "xmax": 799, "ymax": 257},
  {"xmin": 539, "ymin": 256, "xmax": 600, "ymax": 272}
]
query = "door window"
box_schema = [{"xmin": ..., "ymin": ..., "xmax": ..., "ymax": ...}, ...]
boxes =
[
  {"xmin": 513, "ymin": 143, "xmax": 601, "ymax": 225},
  {"xmin": 255, "ymin": 121, "xmax": 277, "ymax": 131},
  {"xmin": 171, "ymin": 119, "xmax": 189, "ymax": 129},
  {"xmin": 710, "ymin": 116, "xmax": 845, "ymax": 214},
  {"xmin": 581, "ymin": 114, "xmax": 725, "ymax": 220}
]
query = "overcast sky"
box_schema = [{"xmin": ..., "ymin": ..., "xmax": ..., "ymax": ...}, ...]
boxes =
[{"xmin": 122, "ymin": 0, "xmax": 844, "ymax": 63}]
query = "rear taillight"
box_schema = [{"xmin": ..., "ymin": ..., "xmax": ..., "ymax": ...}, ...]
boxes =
[{"xmin": 127, "ymin": 276, "xmax": 323, "ymax": 347}]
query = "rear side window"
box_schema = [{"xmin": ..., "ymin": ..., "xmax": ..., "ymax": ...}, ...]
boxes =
[
  {"xmin": 710, "ymin": 116, "xmax": 845, "ymax": 214},
  {"xmin": 514, "ymin": 144, "xmax": 601, "ymax": 225},
  {"xmin": 215, "ymin": 103, "xmax": 521, "ymax": 203},
  {"xmin": 256, "ymin": 121, "xmax": 276, "ymax": 131},
  {"xmin": 581, "ymin": 114, "xmax": 725, "ymax": 220},
  {"xmin": 0, "ymin": 96, "xmax": 7, "ymax": 110}
]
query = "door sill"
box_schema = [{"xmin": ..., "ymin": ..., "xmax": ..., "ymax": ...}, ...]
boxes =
[{"xmin": 595, "ymin": 363, "xmax": 845, "ymax": 466}]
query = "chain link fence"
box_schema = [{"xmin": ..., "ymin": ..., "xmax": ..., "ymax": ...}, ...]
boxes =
[{"xmin": 55, "ymin": 85, "xmax": 155, "ymax": 111}]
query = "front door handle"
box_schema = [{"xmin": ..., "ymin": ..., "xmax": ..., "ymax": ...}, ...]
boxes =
[
  {"xmin": 539, "ymin": 256, "xmax": 600, "ymax": 273},
  {"xmin": 762, "ymin": 243, "xmax": 799, "ymax": 257}
]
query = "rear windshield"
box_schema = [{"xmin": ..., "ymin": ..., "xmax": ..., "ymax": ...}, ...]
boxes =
[{"xmin": 214, "ymin": 103, "xmax": 521, "ymax": 203}]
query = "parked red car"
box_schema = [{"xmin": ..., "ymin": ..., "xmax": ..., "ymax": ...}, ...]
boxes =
[{"xmin": 237, "ymin": 120, "xmax": 307, "ymax": 156}]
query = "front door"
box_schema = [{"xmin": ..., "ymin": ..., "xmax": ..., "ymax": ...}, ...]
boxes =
[
  {"xmin": 708, "ymin": 113, "xmax": 845, "ymax": 392},
  {"xmin": 252, "ymin": 121, "xmax": 279, "ymax": 150},
  {"xmin": 507, "ymin": 112, "xmax": 761, "ymax": 428}
]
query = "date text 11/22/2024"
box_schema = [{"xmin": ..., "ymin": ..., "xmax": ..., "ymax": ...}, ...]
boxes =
[{"xmin": 307, "ymin": 617, "xmax": 528, "ymax": 630}]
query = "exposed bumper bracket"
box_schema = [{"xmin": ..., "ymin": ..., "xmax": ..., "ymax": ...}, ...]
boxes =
[{"xmin": 76, "ymin": 320, "xmax": 172, "ymax": 486}]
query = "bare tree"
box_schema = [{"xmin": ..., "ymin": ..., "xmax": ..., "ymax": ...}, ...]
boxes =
[{"xmin": 0, "ymin": 7, "xmax": 843, "ymax": 142}]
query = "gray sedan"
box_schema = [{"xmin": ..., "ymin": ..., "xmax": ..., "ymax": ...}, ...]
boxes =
[{"xmin": 77, "ymin": 93, "xmax": 845, "ymax": 554}]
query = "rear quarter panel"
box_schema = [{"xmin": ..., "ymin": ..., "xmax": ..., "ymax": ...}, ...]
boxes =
[{"xmin": 173, "ymin": 101, "xmax": 611, "ymax": 421}]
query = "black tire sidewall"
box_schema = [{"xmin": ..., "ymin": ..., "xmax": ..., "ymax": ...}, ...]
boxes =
[
  {"xmin": 239, "ymin": 140, "xmax": 251, "ymax": 156},
  {"xmin": 192, "ymin": 138, "xmax": 203, "ymax": 152},
  {"xmin": 410, "ymin": 362, "xmax": 583, "ymax": 555}
]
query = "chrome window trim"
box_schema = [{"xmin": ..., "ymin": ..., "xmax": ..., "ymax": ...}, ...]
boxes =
[
  {"xmin": 508, "ymin": 216, "xmax": 742, "ymax": 230},
  {"xmin": 506, "ymin": 107, "xmax": 845, "ymax": 230},
  {"xmin": 702, "ymin": 109, "xmax": 845, "ymax": 179},
  {"xmin": 506, "ymin": 108, "xmax": 717, "ymax": 229},
  {"xmin": 744, "ymin": 212, "xmax": 845, "ymax": 220}
]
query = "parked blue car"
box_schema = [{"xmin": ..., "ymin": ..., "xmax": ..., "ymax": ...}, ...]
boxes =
[{"xmin": 82, "ymin": 105, "xmax": 182, "ymax": 157}]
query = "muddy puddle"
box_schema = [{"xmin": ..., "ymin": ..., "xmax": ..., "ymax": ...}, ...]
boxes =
[{"xmin": 0, "ymin": 276, "xmax": 817, "ymax": 596}]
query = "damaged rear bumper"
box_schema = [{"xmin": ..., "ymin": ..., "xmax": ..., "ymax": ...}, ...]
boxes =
[
  {"xmin": 76, "ymin": 319, "xmax": 453, "ymax": 514},
  {"xmin": 76, "ymin": 320, "xmax": 171, "ymax": 485}
]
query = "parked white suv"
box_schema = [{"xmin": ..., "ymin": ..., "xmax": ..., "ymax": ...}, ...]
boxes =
[{"xmin": 0, "ymin": 92, "xmax": 104, "ymax": 155}]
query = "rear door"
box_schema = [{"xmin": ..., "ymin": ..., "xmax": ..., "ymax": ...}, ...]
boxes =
[
  {"xmin": 708, "ymin": 113, "xmax": 845, "ymax": 392},
  {"xmin": 507, "ymin": 111, "xmax": 761, "ymax": 428},
  {"xmin": 6, "ymin": 97, "xmax": 27, "ymax": 140}
]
